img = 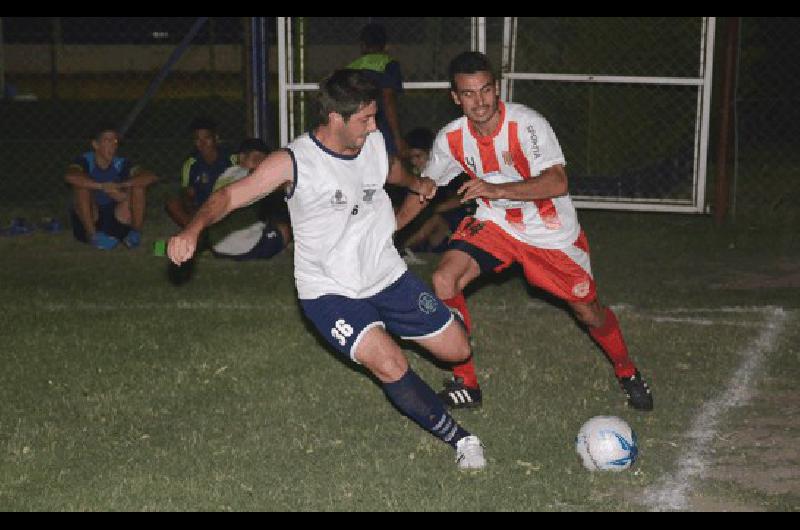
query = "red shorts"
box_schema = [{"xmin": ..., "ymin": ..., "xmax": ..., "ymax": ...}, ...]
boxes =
[{"xmin": 450, "ymin": 217, "xmax": 596, "ymax": 303}]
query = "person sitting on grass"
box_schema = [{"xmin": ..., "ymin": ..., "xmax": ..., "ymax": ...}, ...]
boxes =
[
  {"xmin": 64, "ymin": 122, "xmax": 159, "ymax": 250},
  {"xmin": 207, "ymin": 138, "xmax": 292, "ymax": 261},
  {"xmin": 165, "ymin": 116, "xmax": 237, "ymax": 229},
  {"xmin": 395, "ymin": 127, "xmax": 473, "ymax": 265}
]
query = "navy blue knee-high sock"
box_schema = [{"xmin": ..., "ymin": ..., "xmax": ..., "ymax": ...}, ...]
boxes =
[{"xmin": 382, "ymin": 368, "xmax": 470, "ymax": 448}]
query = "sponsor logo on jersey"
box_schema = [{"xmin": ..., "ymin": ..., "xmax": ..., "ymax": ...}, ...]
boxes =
[
  {"xmin": 418, "ymin": 292, "xmax": 438, "ymax": 315},
  {"xmin": 362, "ymin": 187, "xmax": 378, "ymax": 203},
  {"xmin": 526, "ymin": 125, "xmax": 542, "ymax": 159},
  {"xmin": 330, "ymin": 189, "xmax": 348, "ymax": 210}
]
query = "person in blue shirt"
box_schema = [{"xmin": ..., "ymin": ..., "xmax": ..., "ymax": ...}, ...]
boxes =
[
  {"xmin": 165, "ymin": 117, "xmax": 237, "ymax": 228},
  {"xmin": 65, "ymin": 123, "xmax": 159, "ymax": 250}
]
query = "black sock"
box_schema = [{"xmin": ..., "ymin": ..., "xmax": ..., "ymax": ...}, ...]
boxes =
[{"xmin": 383, "ymin": 368, "xmax": 470, "ymax": 448}]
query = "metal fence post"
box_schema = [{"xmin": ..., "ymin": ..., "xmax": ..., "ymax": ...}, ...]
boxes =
[
  {"xmin": 713, "ymin": 17, "xmax": 740, "ymax": 226},
  {"xmin": 118, "ymin": 17, "xmax": 209, "ymax": 138}
]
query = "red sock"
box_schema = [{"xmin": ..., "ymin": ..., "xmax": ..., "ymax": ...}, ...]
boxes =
[
  {"xmin": 589, "ymin": 307, "xmax": 636, "ymax": 378},
  {"xmin": 443, "ymin": 294, "xmax": 472, "ymax": 335},
  {"xmin": 444, "ymin": 294, "xmax": 479, "ymax": 388}
]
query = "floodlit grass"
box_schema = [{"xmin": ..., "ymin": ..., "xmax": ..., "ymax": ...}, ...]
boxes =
[{"xmin": 0, "ymin": 210, "xmax": 797, "ymax": 511}]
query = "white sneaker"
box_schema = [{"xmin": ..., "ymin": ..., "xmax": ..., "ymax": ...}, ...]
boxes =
[{"xmin": 455, "ymin": 435, "xmax": 486, "ymax": 470}]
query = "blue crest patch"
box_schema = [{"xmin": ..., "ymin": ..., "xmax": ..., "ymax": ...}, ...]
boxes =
[{"xmin": 418, "ymin": 292, "xmax": 438, "ymax": 315}]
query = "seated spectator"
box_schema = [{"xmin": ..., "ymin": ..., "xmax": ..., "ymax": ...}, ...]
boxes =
[
  {"xmin": 165, "ymin": 117, "xmax": 237, "ymax": 228},
  {"xmin": 396, "ymin": 128, "xmax": 473, "ymax": 264},
  {"xmin": 64, "ymin": 122, "xmax": 159, "ymax": 250},
  {"xmin": 206, "ymin": 138, "xmax": 292, "ymax": 261}
]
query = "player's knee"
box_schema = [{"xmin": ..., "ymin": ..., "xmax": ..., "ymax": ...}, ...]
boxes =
[
  {"xmin": 438, "ymin": 320, "xmax": 471, "ymax": 363},
  {"xmin": 452, "ymin": 334, "xmax": 471, "ymax": 363},
  {"xmin": 573, "ymin": 304, "xmax": 603, "ymax": 328},
  {"xmin": 115, "ymin": 202, "xmax": 132, "ymax": 225},
  {"xmin": 363, "ymin": 351, "xmax": 408, "ymax": 383},
  {"xmin": 431, "ymin": 268, "xmax": 458, "ymax": 298}
]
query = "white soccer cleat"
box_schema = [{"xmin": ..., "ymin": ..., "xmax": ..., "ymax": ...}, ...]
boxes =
[{"xmin": 455, "ymin": 435, "xmax": 486, "ymax": 470}]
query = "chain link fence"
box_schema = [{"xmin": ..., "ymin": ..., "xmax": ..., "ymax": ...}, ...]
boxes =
[
  {"xmin": 0, "ymin": 16, "xmax": 251, "ymax": 219},
  {"xmin": 731, "ymin": 17, "xmax": 800, "ymax": 226},
  {"xmin": 505, "ymin": 17, "xmax": 708, "ymax": 207},
  {"xmin": 280, "ymin": 17, "xmax": 478, "ymax": 145},
  {"xmin": 1, "ymin": 17, "xmax": 798, "ymax": 225},
  {"xmin": 279, "ymin": 17, "xmax": 710, "ymax": 211}
]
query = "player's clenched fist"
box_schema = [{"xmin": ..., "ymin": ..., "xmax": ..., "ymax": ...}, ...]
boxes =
[
  {"xmin": 416, "ymin": 176, "xmax": 438, "ymax": 202},
  {"xmin": 167, "ymin": 233, "xmax": 197, "ymax": 266}
]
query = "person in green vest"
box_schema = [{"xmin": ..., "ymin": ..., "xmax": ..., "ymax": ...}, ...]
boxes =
[{"xmin": 348, "ymin": 22, "xmax": 408, "ymax": 159}]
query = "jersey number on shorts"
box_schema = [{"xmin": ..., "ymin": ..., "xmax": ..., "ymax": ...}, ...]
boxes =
[{"xmin": 331, "ymin": 319, "xmax": 354, "ymax": 347}]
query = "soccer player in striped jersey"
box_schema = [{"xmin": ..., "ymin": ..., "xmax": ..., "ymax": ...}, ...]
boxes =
[
  {"xmin": 398, "ymin": 52, "xmax": 653, "ymax": 411},
  {"xmin": 167, "ymin": 69, "xmax": 486, "ymax": 470}
]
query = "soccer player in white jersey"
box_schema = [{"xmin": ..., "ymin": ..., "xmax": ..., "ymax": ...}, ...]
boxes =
[
  {"xmin": 398, "ymin": 52, "xmax": 653, "ymax": 412},
  {"xmin": 167, "ymin": 69, "xmax": 486, "ymax": 470}
]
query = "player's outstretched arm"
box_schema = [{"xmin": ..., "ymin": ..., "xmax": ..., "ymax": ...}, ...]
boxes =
[
  {"xmin": 395, "ymin": 191, "xmax": 429, "ymax": 232},
  {"xmin": 167, "ymin": 150, "xmax": 293, "ymax": 265},
  {"xmin": 386, "ymin": 156, "xmax": 436, "ymax": 201}
]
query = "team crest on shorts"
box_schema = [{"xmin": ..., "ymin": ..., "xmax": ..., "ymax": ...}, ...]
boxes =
[
  {"xmin": 418, "ymin": 292, "xmax": 438, "ymax": 314},
  {"xmin": 572, "ymin": 280, "xmax": 591, "ymax": 299}
]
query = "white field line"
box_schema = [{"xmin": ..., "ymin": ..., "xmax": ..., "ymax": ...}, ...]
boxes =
[
  {"xmin": 641, "ymin": 306, "xmax": 790, "ymax": 512},
  {"xmin": 614, "ymin": 304, "xmax": 785, "ymax": 315}
]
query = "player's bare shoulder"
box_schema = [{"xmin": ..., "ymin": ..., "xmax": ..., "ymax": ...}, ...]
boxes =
[{"xmin": 261, "ymin": 149, "xmax": 294, "ymax": 183}]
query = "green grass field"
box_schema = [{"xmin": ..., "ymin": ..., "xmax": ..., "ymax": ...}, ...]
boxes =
[{"xmin": 1, "ymin": 210, "xmax": 798, "ymax": 511}]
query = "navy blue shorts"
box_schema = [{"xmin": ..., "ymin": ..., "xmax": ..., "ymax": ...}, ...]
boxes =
[
  {"xmin": 299, "ymin": 270, "xmax": 453, "ymax": 363},
  {"xmin": 70, "ymin": 204, "xmax": 130, "ymax": 243}
]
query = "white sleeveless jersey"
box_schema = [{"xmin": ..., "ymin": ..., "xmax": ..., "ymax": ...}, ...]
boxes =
[
  {"xmin": 424, "ymin": 101, "xmax": 580, "ymax": 249},
  {"xmin": 285, "ymin": 131, "xmax": 407, "ymax": 300}
]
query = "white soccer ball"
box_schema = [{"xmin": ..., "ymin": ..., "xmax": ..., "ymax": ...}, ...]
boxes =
[{"xmin": 575, "ymin": 415, "xmax": 638, "ymax": 472}]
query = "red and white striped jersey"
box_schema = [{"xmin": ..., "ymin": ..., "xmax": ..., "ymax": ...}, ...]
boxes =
[{"xmin": 424, "ymin": 101, "xmax": 581, "ymax": 249}]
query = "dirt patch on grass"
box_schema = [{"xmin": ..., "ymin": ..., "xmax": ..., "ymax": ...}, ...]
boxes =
[
  {"xmin": 689, "ymin": 386, "xmax": 800, "ymax": 511},
  {"xmin": 707, "ymin": 389, "xmax": 800, "ymax": 496}
]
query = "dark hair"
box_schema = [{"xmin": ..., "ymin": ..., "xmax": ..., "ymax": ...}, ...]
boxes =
[
  {"xmin": 316, "ymin": 69, "xmax": 380, "ymax": 125},
  {"xmin": 448, "ymin": 51, "xmax": 495, "ymax": 91},
  {"xmin": 238, "ymin": 137, "xmax": 270, "ymax": 156},
  {"xmin": 359, "ymin": 23, "xmax": 387, "ymax": 50},
  {"xmin": 404, "ymin": 127, "xmax": 434, "ymax": 151},
  {"xmin": 92, "ymin": 121, "xmax": 118, "ymax": 141},
  {"xmin": 190, "ymin": 116, "xmax": 218, "ymax": 133}
]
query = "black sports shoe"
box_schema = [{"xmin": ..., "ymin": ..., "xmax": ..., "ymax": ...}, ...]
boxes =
[
  {"xmin": 438, "ymin": 377, "xmax": 482, "ymax": 409},
  {"xmin": 618, "ymin": 370, "xmax": 653, "ymax": 411},
  {"xmin": 167, "ymin": 257, "xmax": 195, "ymax": 286}
]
